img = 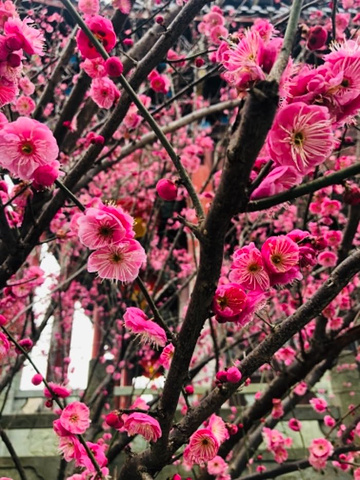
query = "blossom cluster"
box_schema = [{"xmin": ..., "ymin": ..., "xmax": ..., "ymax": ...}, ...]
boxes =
[
  {"xmin": 217, "ymin": 18, "xmax": 360, "ymax": 198},
  {"xmin": 53, "ymin": 401, "xmax": 109, "ymax": 478},
  {"xmin": 76, "ymin": 12, "xmax": 122, "ymax": 109},
  {"xmin": 74, "ymin": 200, "xmax": 146, "ymax": 283},
  {"xmin": 213, "ymin": 229, "xmax": 324, "ymax": 325}
]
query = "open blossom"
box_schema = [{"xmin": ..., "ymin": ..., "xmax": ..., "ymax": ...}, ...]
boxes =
[
  {"xmin": 208, "ymin": 414, "xmax": 229, "ymax": 444},
  {"xmin": 220, "ymin": 30, "xmax": 266, "ymax": 91},
  {"xmin": 262, "ymin": 427, "xmax": 292, "ymax": 464},
  {"xmin": 207, "ymin": 456, "xmax": 228, "ymax": 476},
  {"xmin": 184, "ymin": 429, "xmax": 219, "ymax": 465},
  {"xmin": 77, "ymin": 203, "xmax": 134, "ymax": 250},
  {"xmin": 76, "ymin": 15, "xmax": 116, "ymax": 59},
  {"xmin": 230, "ymin": 243, "xmax": 270, "ymax": 291},
  {"xmin": 59, "ymin": 401, "xmax": 91, "ymax": 435},
  {"xmin": 310, "ymin": 397, "xmax": 327, "ymax": 413},
  {"xmin": 4, "ymin": 17, "xmax": 44, "ymax": 56},
  {"xmin": 0, "ymin": 117, "xmax": 59, "ymax": 181},
  {"xmin": 148, "ymin": 70, "xmax": 171, "ymax": 94},
  {"xmin": 89, "ymin": 77, "xmax": 120, "ymax": 109},
  {"xmin": 58, "ymin": 434, "xmax": 83, "ymax": 463},
  {"xmin": 124, "ymin": 413, "xmax": 162, "ymax": 442},
  {"xmin": 308, "ymin": 438, "xmax": 334, "ymax": 470},
  {"xmin": 213, "ymin": 283, "xmax": 247, "ymax": 319},
  {"xmin": 261, "ymin": 236, "xmax": 299, "ymax": 274},
  {"xmin": 267, "ymin": 102, "xmax": 333, "ymax": 175},
  {"xmin": 288, "ymin": 418, "xmax": 302, "ymax": 431},
  {"xmin": 87, "ymin": 239, "xmax": 146, "ymax": 283},
  {"xmin": 15, "ymin": 95, "xmax": 35, "ymax": 116},
  {"xmin": 124, "ymin": 307, "xmax": 167, "ymax": 348}
]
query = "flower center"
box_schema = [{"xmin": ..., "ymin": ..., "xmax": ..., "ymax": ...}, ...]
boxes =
[
  {"xmin": 271, "ymin": 254, "xmax": 282, "ymax": 265},
  {"xmin": 99, "ymin": 225, "xmax": 114, "ymax": 237},
  {"xmin": 111, "ymin": 252, "xmax": 122, "ymax": 263},
  {"xmin": 70, "ymin": 414, "xmax": 79, "ymax": 423},
  {"xmin": 217, "ymin": 296, "xmax": 228, "ymax": 309},
  {"xmin": 293, "ymin": 131, "xmax": 304, "ymax": 147},
  {"xmin": 248, "ymin": 263, "xmax": 259, "ymax": 272},
  {"xmin": 21, "ymin": 141, "xmax": 34, "ymax": 155}
]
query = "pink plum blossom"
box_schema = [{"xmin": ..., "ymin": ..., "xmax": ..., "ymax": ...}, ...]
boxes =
[
  {"xmin": 78, "ymin": 0, "xmax": 99, "ymax": 15},
  {"xmin": 229, "ymin": 243, "xmax": 270, "ymax": 291},
  {"xmin": 124, "ymin": 412, "xmax": 162, "ymax": 442},
  {"xmin": 4, "ymin": 17, "xmax": 44, "ymax": 56},
  {"xmin": 124, "ymin": 307, "xmax": 167, "ymax": 348},
  {"xmin": 261, "ymin": 235, "xmax": 300, "ymax": 286},
  {"xmin": 77, "ymin": 203, "xmax": 134, "ymax": 250},
  {"xmin": 0, "ymin": 331, "xmax": 10, "ymax": 360},
  {"xmin": 310, "ymin": 397, "xmax": 328, "ymax": 413},
  {"xmin": 76, "ymin": 15, "xmax": 116, "ymax": 59},
  {"xmin": 87, "ymin": 240, "xmax": 146, "ymax": 283},
  {"xmin": 0, "ymin": 117, "xmax": 59, "ymax": 181},
  {"xmin": 184, "ymin": 428, "xmax": 219, "ymax": 464},
  {"xmin": 208, "ymin": 414, "xmax": 229, "ymax": 444},
  {"xmin": 207, "ymin": 456, "xmax": 228, "ymax": 476},
  {"xmin": 250, "ymin": 166, "xmax": 303, "ymax": 199},
  {"xmin": 267, "ymin": 102, "xmax": 333, "ymax": 175},
  {"xmin": 89, "ymin": 77, "xmax": 120, "ymax": 109},
  {"xmin": 213, "ymin": 283, "xmax": 247, "ymax": 319},
  {"xmin": 59, "ymin": 401, "xmax": 91, "ymax": 434},
  {"xmin": 271, "ymin": 398, "xmax": 284, "ymax": 419},
  {"xmin": 226, "ymin": 366, "xmax": 242, "ymax": 383},
  {"xmin": 308, "ymin": 438, "xmax": 334, "ymax": 470},
  {"xmin": 159, "ymin": 343, "xmax": 175, "ymax": 369},
  {"xmin": 288, "ymin": 418, "xmax": 302, "ymax": 431}
]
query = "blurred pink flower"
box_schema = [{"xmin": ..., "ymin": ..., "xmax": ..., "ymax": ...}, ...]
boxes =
[
  {"xmin": 0, "ymin": 331, "xmax": 10, "ymax": 360},
  {"xmin": 5, "ymin": 17, "xmax": 44, "ymax": 56},
  {"xmin": 288, "ymin": 418, "xmax": 302, "ymax": 431},
  {"xmin": 308, "ymin": 438, "xmax": 333, "ymax": 470},
  {"xmin": 78, "ymin": 0, "xmax": 99, "ymax": 15},
  {"xmin": 310, "ymin": 397, "xmax": 328, "ymax": 413},
  {"xmin": 159, "ymin": 343, "xmax": 174, "ymax": 369}
]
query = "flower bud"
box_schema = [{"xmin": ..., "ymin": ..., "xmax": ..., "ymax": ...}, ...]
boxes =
[
  {"xmin": 226, "ymin": 366, "xmax": 242, "ymax": 383},
  {"xmin": 105, "ymin": 411, "xmax": 124, "ymax": 429},
  {"xmin": 105, "ymin": 57, "xmax": 124, "ymax": 77},
  {"xmin": 156, "ymin": 179, "xmax": 178, "ymax": 201},
  {"xmin": 31, "ymin": 374, "xmax": 43, "ymax": 386},
  {"xmin": 307, "ymin": 26, "xmax": 328, "ymax": 50}
]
